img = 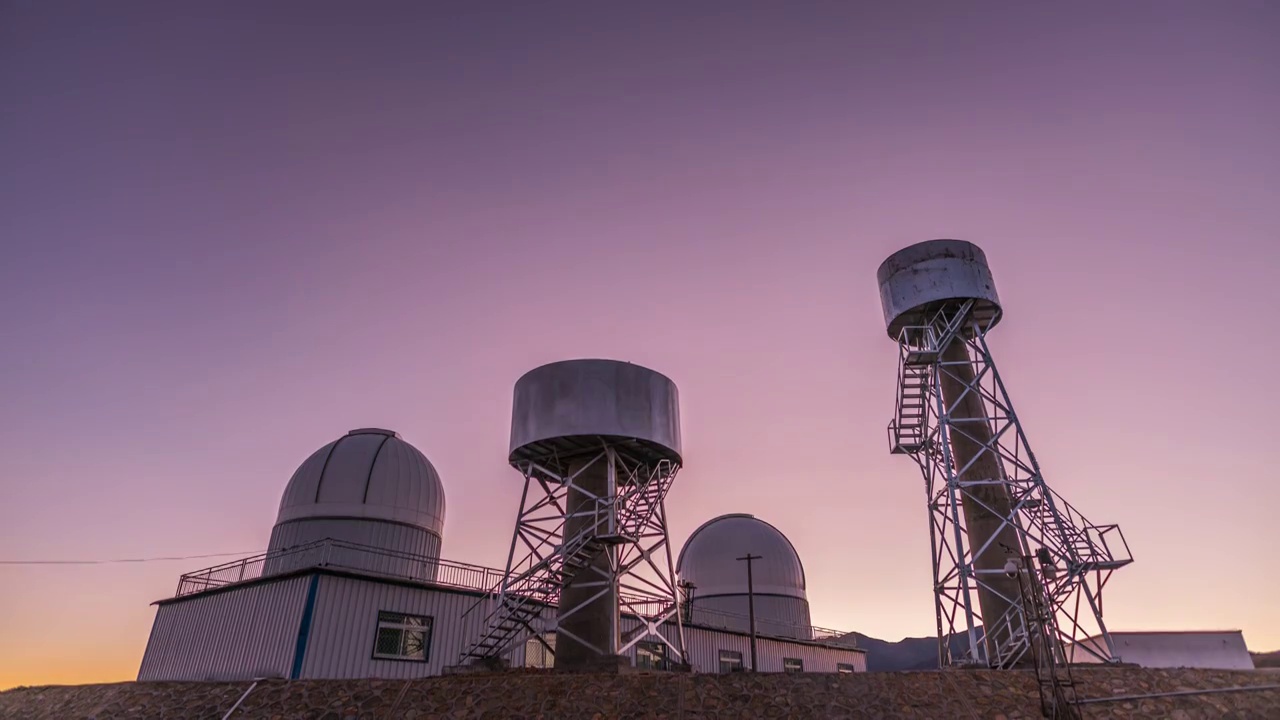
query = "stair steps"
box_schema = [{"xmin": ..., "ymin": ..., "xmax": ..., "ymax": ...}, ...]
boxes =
[
  {"xmin": 458, "ymin": 524, "xmax": 611, "ymax": 663},
  {"xmin": 891, "ymin": 365, "xmax": 932, "ymax": 454}
]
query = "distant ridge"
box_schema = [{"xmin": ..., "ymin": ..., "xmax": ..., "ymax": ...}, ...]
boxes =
[
  {"xmin": 840, "ymin": 631, "xmax": 983, "ymax": 671},
  {"xmin": 1251, "ymin": 650, "xmax": 1280, "ymax": 668}
]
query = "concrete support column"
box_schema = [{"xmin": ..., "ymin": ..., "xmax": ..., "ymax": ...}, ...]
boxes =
[
  {"xmin": 554, "ymin": 456, "xmax": 618, "ymax": 670},
  {"xmin": 938, "ymin": 339, "xmax": 1026, "ymax": 663}
]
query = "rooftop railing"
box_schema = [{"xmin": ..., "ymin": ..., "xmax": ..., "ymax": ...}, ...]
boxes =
[
  {"xmin": 174, "ymin": 539, "xmax": 507, "ymax": 597},
  {"xmin": 173, "ymin": 539, "xmax": 855, "ymax": 648},
  {"xmin": 613, "ymin": 593, "xmax": 856, "ymax": 648},
  {"xmin": 680, "ymin": 605, "xmax": 855, "ymax": 646}
]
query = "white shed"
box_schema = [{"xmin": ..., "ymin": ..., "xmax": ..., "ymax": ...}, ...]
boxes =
[{"xmin": 1071, "ymin": 630, "xmax": 1255, "ymax": 670}]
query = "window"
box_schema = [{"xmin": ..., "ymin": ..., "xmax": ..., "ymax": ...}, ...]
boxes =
[
  {"xmin": 837, "ymin": 663, "xmax": 856, "ymax": 674},
  {"xmin": 636, "ymin": 640, "xmax": 668, "ymax": 670},
  {"xmin": 372, "ymin": 611, "xmax": 432, "ymax": 662},
  {"xmin": 718, "ymin": 650, "xmax": 743, "ymax": 673},
  {"xmin": 783, "ymin": 657, "xmax": 803, "ymax": 673}
]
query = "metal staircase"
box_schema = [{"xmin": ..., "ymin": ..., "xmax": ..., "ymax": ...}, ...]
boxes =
[
  {"xmin": 884, "ymin": 293, "xmax": 1132, "ymax": 676},
  {"xmin": 889, "ymin": 300, "xmax": 977, "ymax": 454},
  {"xmin": 1021, "ymin": 495, "xmax": 1131, "ymax": 576},
  {"xmin": 459, "ymin": 447, "xmax": 686, "ymax": 668},
  {"xmin": 979, "ymin": 565, "xmax": 1081, "ymax": 719},
  {"xmin": 890, "ymin": 362, "xmax": 931, "ymax": 454},
  {"xmin": 459, "ymin": 511, "xmax": 619, "ymax": 663}
]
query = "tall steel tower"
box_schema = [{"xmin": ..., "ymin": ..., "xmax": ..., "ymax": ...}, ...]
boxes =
[
  {"xmin": 878, "ymin": 240, "xmax": 1132, "ymax": 675},
  {"xmin": 460, "ymin": 359, "xmax": 686, "ymax": 670}
]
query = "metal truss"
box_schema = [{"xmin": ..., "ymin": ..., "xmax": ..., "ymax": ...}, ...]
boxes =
[
  {"xmin": 459, "ymin": 441, "xmax": 685, "ymax": 665},
  {"xmin": 887, "ymin": 300, "xmax": 1132, "ymax": 672}
]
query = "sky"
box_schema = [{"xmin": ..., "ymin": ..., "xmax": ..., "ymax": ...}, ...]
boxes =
[{"xmin": 1, "ymin": 0, "xmax": 1278, "ymax": 690}]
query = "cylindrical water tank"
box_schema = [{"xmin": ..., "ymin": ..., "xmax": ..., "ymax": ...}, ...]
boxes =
[
  {"xmin": 509, "ymin": 358, "xmax": 681, "ymax": 468},
  {"xmin": 876, "ymin": 239, "xmax": 1003, "ymax": 339},
  {"xmin": 508, "ymin": 359, "xmax": 682, "ymax": 671},
  {"xmin": 879, "ymin": 239, "xmax": 1023, "ymax": 664}
]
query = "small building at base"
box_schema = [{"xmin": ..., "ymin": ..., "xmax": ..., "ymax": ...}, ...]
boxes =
[
  {"xmin": 139, "ymin": 557, "xmax": 866, "ymax": 680},
  {"xmin": 138, "ymin": 429, "xmax": 866, "ymax": 681},
  {"xmin": 1069, "ymin": 631, "xmax": 1255, "ymax": 671}
]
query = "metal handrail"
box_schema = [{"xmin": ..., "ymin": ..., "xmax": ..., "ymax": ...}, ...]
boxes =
[
  {"xmin": 460, "ymin": 490, "xmax": 623, "ymax": 625},
  {"xmin": 986, "ymin": 601, "xmax": 1031, "ymax": 666},
  {"xmin": 174, "ymin": 538, "xmax": 508, "ymax": 598},
  {"xmin": 176, "ymin": 538, "xmax": 859, "ymax": 650},
  {"xmin": 1033, "ymin": 487, "xmax": 1132, "ymax": 570},
  {"xmin": 620, "ymin": 591, "xmax": 856, "ymax": 647},
  {"xmin": 458, "ymin": 497, "xmax": 623, "ymax": 659}
]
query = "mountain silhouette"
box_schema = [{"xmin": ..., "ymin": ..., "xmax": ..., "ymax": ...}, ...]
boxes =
[{"xmin": 839, "ymin": 630, "xmax": 984, "ymax": 671}]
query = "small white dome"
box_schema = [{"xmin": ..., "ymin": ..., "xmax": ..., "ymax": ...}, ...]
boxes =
[
  {"xmin": 275, "ymin": 428, "xmax": 445, "ymax": 536},
  {"xmin": 677, "ymin": 513, "xmax": 807, "ymax": 599}
]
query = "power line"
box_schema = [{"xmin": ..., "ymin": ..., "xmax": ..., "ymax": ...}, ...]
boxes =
[{"xmin": 0, "ymin": 550, "xmax": 257, "ymax": 566}]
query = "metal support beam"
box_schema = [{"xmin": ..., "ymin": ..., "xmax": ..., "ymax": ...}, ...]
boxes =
[
  {"xmin": 887, "ymin": 300, "xmax": 1132, "ymax": 670},
  {"xmin": 459, "ymin": 442, "xmax": 686, "ymax": 668}
]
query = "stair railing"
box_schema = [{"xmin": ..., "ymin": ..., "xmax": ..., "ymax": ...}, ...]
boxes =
[{"xmin": 460, "ymin": 496, "xmax": 616, "ymax": 661}]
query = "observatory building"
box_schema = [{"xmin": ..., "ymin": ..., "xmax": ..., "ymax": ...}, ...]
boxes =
[
  {"xmin": 138, "ymin": 364, "xmax": 865, "ymax": 681},
  {"xmin": 262, "ymin": 428, "xmax": 446, "ymax": 579},
  {"xmin": 678, "ymin": 514, "xmax": 812, "ymax": 640}
]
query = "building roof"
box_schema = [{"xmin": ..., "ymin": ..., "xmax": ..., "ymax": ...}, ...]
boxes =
[
  {"xmin": 1081, "ymin": 630, "xmax": 1245, "ymax": 638},
  {"xmin": 676, "ymin": 513, "xmax": 807, "ymax": 599},
  {"xmin": 162, "ymin": 538, "xmax": 862, "ymax": 653},
  {"xmin": 275, "ymin": 428, "xmax": 445, "ymax": 536}
]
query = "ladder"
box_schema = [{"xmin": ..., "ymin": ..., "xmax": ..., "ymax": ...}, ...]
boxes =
[{"xmin": 1042, "ymin": 678, "xmax": 1082, "ymax": 720}]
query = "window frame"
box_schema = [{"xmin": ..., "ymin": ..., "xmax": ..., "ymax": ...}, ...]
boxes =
[
  {"xmin": 718, "ymin": 649, "xmax": 744, "ymax": 673},
  {"xmin": 370, "ymin": 610, "xmax": 433, "ymax": 663},
  {"xmin": 783, "ymin": 657, "xmax": 803, "ymax": 673},
  {"xmin": 837, "ymin": 662, "xmax": 856, "ymax": 674}
]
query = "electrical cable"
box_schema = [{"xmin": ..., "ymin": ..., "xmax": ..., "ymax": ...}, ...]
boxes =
[{"xmin": 0, "ymin": 550, "xmax": 257, "ymax": 566}]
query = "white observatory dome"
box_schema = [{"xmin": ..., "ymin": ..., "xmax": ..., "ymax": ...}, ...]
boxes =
[
  {"xmin": 677, "ymin": 513, "xmax": 811, "ymax": 639},
  {"xmin": 266, "ymin": 428, "xmax": 446, "ymax": 563},
  {"xmin": 678, "ymin": 513, "xmax": 806, "ymax": 598}
]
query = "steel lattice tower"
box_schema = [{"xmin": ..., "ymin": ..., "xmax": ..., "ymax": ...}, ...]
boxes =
[
  {"xmin": 459, "ymin": 359, "xmax": 686, "ymax": 670},
  {"xmin": 878, "ymin": 241, "xmax": 1133, "ymax": 681}
]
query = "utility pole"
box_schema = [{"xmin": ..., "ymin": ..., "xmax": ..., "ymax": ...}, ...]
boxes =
[
  {"xmin": 737, "ymin": 553, "xmax": 762, "ymax": 672},
  {"xmin": 678, "ymin": 579, "xmax": 696, "ymax": 624}
]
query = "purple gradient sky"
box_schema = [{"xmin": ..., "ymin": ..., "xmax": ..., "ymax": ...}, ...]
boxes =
[{"xmin": 2, "ymin": 1, "xmax": 1278, "ymax": 688}]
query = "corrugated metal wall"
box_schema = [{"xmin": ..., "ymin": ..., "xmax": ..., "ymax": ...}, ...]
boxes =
[
  {"xmin": 1074, "ymin": 632, "xmax": 1255, "ymax": 670},
  {"xmin": 619, "ymin": 616, "xmax": 866, "ymax": 673},
  {"xmin": 686, "ymin": 627, "xmax": 866, "ymax": 673},
  {"xmin": 299, "ymin": 575, "xmax": 528, "ymax": 678},
  {"xmin": 137, "ymin": 575, "xmax": 310, "ymax": 681},
  {"xmin": 265, "ymin": 518, "xmax": 441, "ymax": 578},
  {"xmin": 689, "ymin": 595, "xmax": 813, "ymax": 640},
  {"xmin": 139, "ymin": 574, "xmax": 863, "ymax": 682}
]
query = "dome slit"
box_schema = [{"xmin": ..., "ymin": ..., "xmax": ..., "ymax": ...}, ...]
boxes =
[
  {"xmin": 312, "ymin": 435, "xmax": 347, "ymax": 503},
  {"xmin": 362, "ymin": 433, "xmax": 394, "ymax": 504}
]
